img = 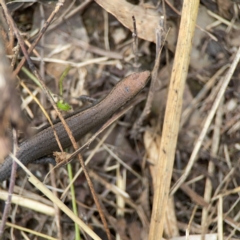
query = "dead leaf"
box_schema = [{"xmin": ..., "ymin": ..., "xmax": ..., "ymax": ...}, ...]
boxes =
[{"xmin": 95, "ymin": 0, "xmax": 161, "ymax": 43}]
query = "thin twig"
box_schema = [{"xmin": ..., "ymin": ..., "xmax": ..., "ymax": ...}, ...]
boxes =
[
  {"xmin": 0, "ymin": 1, "xmax": 111, "ymax": 238},
  {"xmin": 201, "ymin": 98, "xmax": 223, "ymax": 234},
  {"xmin": 46, "ymin": 0, "xmax": 92, "ymax": 33},
  {"xmin": 60, "ymin": 123, "xmax": 116, "ymax": 200},
  {"xmin": 9, "ymin": 154, "xmax": 101, "ymax": 240},
  {"xmin": 132, "ymin": 15, "xmax": 139, "ymax": 69},
  {"xmin": 13, "ymin": 0, "xmax": 66, "ymax": 76},
  {"xmin": 171, "ymin": 46, "xmax": 240, "ymax": 195},
  {"xmin": 65, "ymin": 95, "xmax": 145, "ymax": 164},
  {"xmin": 0, "ymin": 129, "xmax": 18, "ymax": 237},
  {"xmin": 131, "ymin": 17, "xmax": 165, "ymax": 138}
]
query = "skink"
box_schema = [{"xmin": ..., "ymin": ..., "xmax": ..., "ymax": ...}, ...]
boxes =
[{"xmin": 0, "ymin": 71, "xmax": 150, "ymax": 181}]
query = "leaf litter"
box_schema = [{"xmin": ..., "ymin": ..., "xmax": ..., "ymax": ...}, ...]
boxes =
[{"xmin": 0, "ymin": 0, "xmax": 240, "ymax": 239}]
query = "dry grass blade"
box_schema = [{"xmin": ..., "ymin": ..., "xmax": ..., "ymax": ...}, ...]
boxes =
[
  {"xmin": 2, "ymin": 0, "xmax": 240, "ymax": 238},
  {"xmin": 0, "ymin": 0, "xmax": 111, "ymax": 237},
  {"xmin": 10, "ymin": 154, "xmax": 101, "ymax": 240},
  {"xmin": 0, "ymin": 190, "xmax": 55, "ymax": 216},
  {"xmin": 201, "ymin": 96, "xmax": 223, "ymax": 234},
  {"xmin": 0, "ymin": 221, "xmax": 58, "ymax": 240},
  {"xmin": 180, "ymin": 65, "xmax": 229, "ymax": 127},
  {"xmin": 148, "ymin": 0, "xmax": 200, "ymax": 239},
  {"xmin": 12, "ymin": 0, "xmax": 66, "ymax": 76},
  {"xmin": 171, "ymin": 46, "xmax": 240, "ymax": 195},
  {"xmin": 60, "ymin": 123, "xmax": 116, "ymax": 200},
  {"xmin": 218, "ymin": 196, "xmax": 223, "ymax": 240}
]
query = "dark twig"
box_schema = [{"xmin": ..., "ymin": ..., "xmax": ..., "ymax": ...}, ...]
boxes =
[
  {"xmin": 64, "ymin": 95, "xmax": 146, "ymax": 164},
  {"xmin": 0, "ymin": 1, "xmax": 111, "ymax": 238},
  {"xmin": 13, "ymin": 0, "xmax": 65, "ymax": 76},
  {"xmin": 1, "ymin": 0, "xmax": 65, "ymax": 154},
  {"xmin": 0, "ymin": 129, "xmax": 18, "ymax": 237},
  {"xmin": 46, "ymin": 0, "xmax": 92, "ymax": 33},
  {"xmin": 131, "ymin": 16, "xmax": 165, "ymax": 138},
  {"xmin": 0, "ymin": 26, "xmax": 23, "ymax": 159},
  {"xmin": 132, "ymin": 16, "xmax": 139, "ymax": 70}
]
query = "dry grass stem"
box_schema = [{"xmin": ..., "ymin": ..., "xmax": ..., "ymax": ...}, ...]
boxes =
[
  {"xmin": 149, "ymin": 0, "xmax": 200, "ymax": 238},
  {"xmin": 171, "ymin": 46, "xmax": 240, "ymax": 195}
]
